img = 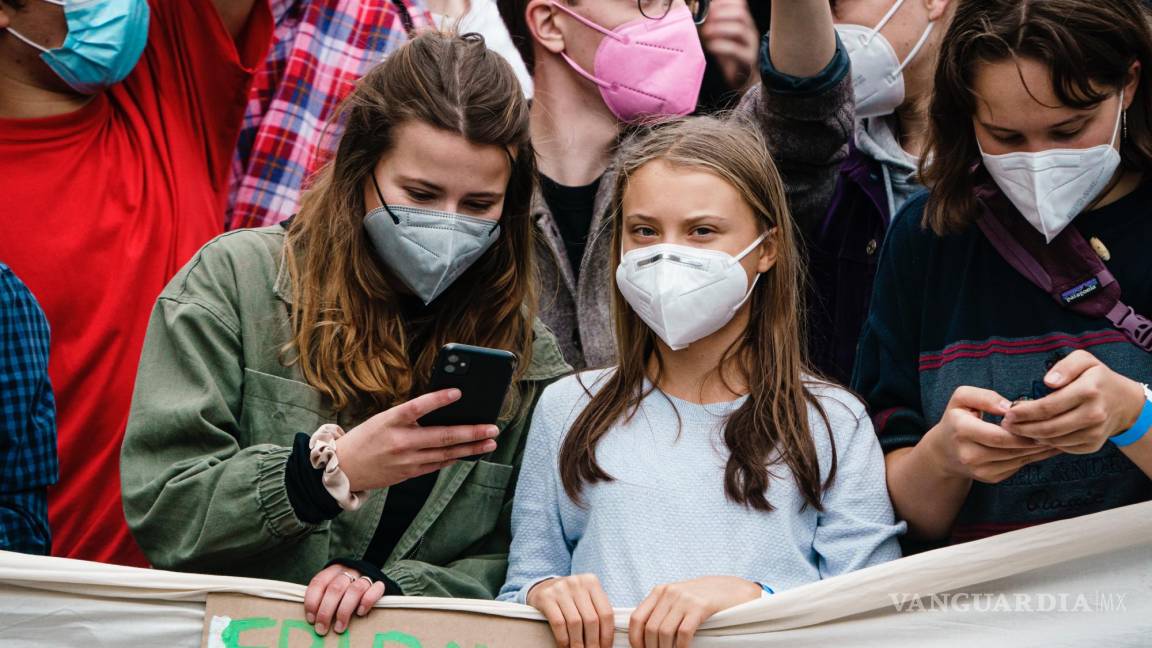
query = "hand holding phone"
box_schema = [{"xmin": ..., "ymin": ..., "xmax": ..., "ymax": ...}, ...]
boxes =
[
  {"xmin": 418, "ymin": 344, "xmax": 518, "ymax": 459},
  {"xmin": 333, "ymin": 389, "xmax": 500, "ymax": 492}
]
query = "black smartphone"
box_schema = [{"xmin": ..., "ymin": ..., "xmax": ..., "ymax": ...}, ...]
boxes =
[{"xmin": 417, "ymin": 344, "xmax": 518, "ymax": 458}]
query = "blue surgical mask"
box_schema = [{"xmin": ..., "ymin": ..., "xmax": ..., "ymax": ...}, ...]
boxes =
[{"xmin": 6, "ymin": 0, "xmax": 150, "ymax": 95}]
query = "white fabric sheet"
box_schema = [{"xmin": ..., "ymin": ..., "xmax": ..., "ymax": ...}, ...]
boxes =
[{"xmin": 1, "ymin": 501, "xmax": 1150, "ymax": 646}]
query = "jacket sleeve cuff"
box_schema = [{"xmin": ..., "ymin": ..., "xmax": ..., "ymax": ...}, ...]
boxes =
[
  {"xmin": 285, "ymin": 432, "xmax": 343, "ymax": 524},
  {"xmin": 382, "ymin": 563, "xmax": 425, "ymax": 597},
  {"xmin": 256, "ymin": 445, "xmax": 315, "ymax": 538},
  {"xmin": 327, "ymin": 557, "xmax": 405, "ymax": 596},
  {"xmin": 759, "ymin": 31, "xmax": 850, "ymax": 97},
  {"xmin": 875, "ymin": 408, "xmax": 929, "ymax": 453}
]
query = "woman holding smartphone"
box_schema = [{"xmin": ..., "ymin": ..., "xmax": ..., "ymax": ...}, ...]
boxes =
[
  {"xmin": 498, "ymin": 117, "xmax": 904, "ymax": 648},
  {"xmin": 120, "ymin": 32, "xmax": 568, "ymax": 635}
]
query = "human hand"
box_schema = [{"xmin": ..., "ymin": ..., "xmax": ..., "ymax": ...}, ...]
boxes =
[
  {"xmin": 923, "ymin": 386, "xmax": 1062, "ymax": 484},
  {"xmin": 527, "ymin": 574, "xmax": 616, "ymax": 648},
  {"xmin": 699, "ymin": 0, "xmax": 761, "ymax": 91},
  {"xmin": 304, "ymin": 564, "xmax": 386, "ymax": 636},
  {"xmin": 1003, "ymin": 350, "xmax": 1146, "ymax": 454},
  {"xmin": 334, "ymin": 389, "xmax": 499, "ymax": 491},
  {"xmin": 628, "ymin": 576, "xmax": 761, "ymax": 648}
]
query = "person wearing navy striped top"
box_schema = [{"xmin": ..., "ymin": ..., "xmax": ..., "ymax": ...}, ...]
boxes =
[
  {"xmin": 853, "ymin": 0, "xmax": 1152, "ymax": 551},
  {"xmin": 0, "ymin": 263, "xmax": 57, "ymax": 555}
]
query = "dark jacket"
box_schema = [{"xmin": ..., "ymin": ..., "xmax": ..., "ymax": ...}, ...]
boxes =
[{"xmin": 808, "ymin": 142, "xmax": 892, "ymax": 384}]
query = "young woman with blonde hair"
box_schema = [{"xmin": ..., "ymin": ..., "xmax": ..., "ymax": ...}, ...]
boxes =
[{"xmin": 499, "ymin": 117, "xmax": 904, "ymax": 648}]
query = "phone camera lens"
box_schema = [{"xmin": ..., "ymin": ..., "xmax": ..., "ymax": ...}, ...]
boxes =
[
  {"xmin": 444, "ymin": 365, "xmax": 456, "ymax": 374},
  {"xmin": 448, "ymin": 354, "xmax": 460, "ymax": 363}
]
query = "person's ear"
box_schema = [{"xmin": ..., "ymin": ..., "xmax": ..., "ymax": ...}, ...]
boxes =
[
  {"xmin": 1123, "ymin": 60, "xmax": 1141, "ymax": 111},
  {"xmin": 925, "ymin": 0, "xmax": 952, "ymax": 22},
  {"xmin": 755, "ymin": 228, "xmax": 778, "ymax": 274},
  {"xmin": 526, "ymin": 0, "xmax": 566, "ymax": 55}
]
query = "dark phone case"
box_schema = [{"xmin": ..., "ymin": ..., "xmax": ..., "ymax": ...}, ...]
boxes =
[{"xmin": 417, "ymin": 344, "xmax": 518, "ymax": 428}]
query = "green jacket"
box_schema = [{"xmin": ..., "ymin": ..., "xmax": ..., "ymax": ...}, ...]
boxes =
[{"xmin": 121, "ymin": 227, "xmax": 570, "ymax": 596}]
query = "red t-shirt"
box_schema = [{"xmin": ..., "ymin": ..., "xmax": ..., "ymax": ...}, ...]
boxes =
[{"xmin": 0, "ymin": 0, "xmax": 273, "ymax": 566}]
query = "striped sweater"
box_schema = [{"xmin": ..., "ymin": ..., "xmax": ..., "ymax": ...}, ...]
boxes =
[{"xmin": 852, "ymin": 184, "xmax": 1152, "ymax": 546}]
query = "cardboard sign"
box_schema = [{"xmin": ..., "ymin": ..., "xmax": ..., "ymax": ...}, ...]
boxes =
[{"xmin": 202, "ymin": 593, "xmax": 556, "ymax": 648}]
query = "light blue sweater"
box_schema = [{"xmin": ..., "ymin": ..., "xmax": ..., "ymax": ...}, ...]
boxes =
[{"xmin": 498, "ymin": 369, "xmax": 905, "ymax": 607}]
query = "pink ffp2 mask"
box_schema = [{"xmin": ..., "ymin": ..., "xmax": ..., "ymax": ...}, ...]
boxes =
[{"xmin": 550, "ymin": 2, "xmax": 706, "ymax": 123}]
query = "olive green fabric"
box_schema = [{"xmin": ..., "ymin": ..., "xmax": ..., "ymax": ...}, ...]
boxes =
[{"xmin": 121, "ymin": 227, "xmax": 570, "ymax": 596}]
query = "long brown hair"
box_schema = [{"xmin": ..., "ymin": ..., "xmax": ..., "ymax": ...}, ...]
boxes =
[
  {"xmin": 558, "ymin": 116, "xmax": 836, "ymax": 512},
  {"xmin": 283, "ymin": 32, "xmax": 537, "ymax": 412},
  {"xmin": 921, "ymin": 0, "xmax": 1152, "ymax": 235}
]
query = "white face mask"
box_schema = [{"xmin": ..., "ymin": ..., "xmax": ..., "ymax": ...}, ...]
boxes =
[
  {"xmin": 835, "ymin": 0, "xmax": 934, "ymax": 119},
  {"xmin": 980, "ymin": 92, "xmax": 1125, "ymax": 243},
  {"xmin": 615, "ymin": 234, "xmax": 768, "ymax": 350}
]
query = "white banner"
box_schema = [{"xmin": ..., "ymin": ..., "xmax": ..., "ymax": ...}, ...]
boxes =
[{"xmin": 1, "ymin": 501, "xmax": 1150, "ymax": 647}]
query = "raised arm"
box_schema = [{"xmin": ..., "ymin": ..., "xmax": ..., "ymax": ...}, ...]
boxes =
[
  {"xmin": 735, "ymin": 0, "xmax": 853, "ymax": 235},
  {"xmin": 768, "ymin": 0, "xmax": 837, "ymax": 77}
]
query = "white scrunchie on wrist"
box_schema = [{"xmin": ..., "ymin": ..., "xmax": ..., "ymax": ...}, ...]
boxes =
[{"xmin": 308, "ymin": 424, "xmax": 366, "ymax": 511}]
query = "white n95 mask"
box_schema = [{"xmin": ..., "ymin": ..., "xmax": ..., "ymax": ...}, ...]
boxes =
[
  {"xmin": 836, "ymin": 0, "xmax": 934, "ymax": 119},
  {"xmin": 616, "ymin": 234, "xmax": 768, "ymax": 350},
  {"xmin": 364, "ymin": 176, "xmax": 500, "ymax": 305},
  {"xmin": 980, "ymin": 91, "xmax": 1125, "ymax": 243}
]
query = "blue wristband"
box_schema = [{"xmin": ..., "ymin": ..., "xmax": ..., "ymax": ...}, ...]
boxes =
[{"xmin": 1111, "ymin": 389, "xmax": 1152, "ymax": 448}]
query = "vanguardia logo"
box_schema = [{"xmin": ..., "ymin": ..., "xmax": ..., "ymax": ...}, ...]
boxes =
[{"xmin": 888, "ymin": 592, "xmax": 1129, "ymax": 613}]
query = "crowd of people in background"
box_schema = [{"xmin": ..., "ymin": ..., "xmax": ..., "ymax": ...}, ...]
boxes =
[{"xmin": 2, "ymin": 0, "xmax": 1151, "ymax": 646}]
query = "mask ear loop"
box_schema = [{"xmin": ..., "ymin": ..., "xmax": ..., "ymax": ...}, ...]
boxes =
[
  {"xmin": 550, "ymin": 1, "xmax": 627, "ymax": 90},
  {"xmin": 5, "ymin": 27, "xmax": 51, "ymax": 54},
  {"xmin": 550, "ymin": 1, "xmax": 629, "ymax": 43},
  {"xmin": 370, "ymin": 172, "xmax": 401, "ymax": 224},
  {"xmin": 864, "ymin": 0, "xmax": 906, "ymax": 45},
  {"xmin": 1112, "ymin": 89, "xmax": 1126, "ymax": 148},
  {"xmin": 891, "ymin": 22, "xmax": 934, "ymax": 81},
  {"xmin": 728, "ymin": 230, "xmax": 773, "ymax": 313},
  {"xmin": 731, "ymin": 230, "xmax": 771, "ymax": 264}
]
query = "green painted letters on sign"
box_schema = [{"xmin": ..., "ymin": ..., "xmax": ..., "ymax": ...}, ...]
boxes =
[
  {"xmin": 372, "ymin": 630, "xmax": 423, "ymax": 648},
  {"xmin": 221, "ymin": 617, "xmax": 277, "ymax": 648},
  {"xmin": 278, "ymin": 619, "xmax": 325, "ymax": 648}
]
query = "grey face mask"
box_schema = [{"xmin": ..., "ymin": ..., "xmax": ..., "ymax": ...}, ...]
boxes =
[{"xmin": 364, "ymin": 175, "xmax": 501, "ymax": 305}]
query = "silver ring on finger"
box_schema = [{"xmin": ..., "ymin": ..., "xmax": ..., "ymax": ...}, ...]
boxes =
[
  {"xmin": 341, "ymin": 570, "xmax": 357, "ymax": 583},
  {"xmin": 358, "ymin": 575, "xmax": 374, "ymax": 586}
]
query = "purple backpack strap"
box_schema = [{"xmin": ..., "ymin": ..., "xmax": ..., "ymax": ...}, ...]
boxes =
[
  {"xmin": 974, "ymin": 183, "xmax": 1152, "ymax": 353},
  {"xmin": 1107, "ymin": 303, "xmax": 1152, "ymax": 351}
]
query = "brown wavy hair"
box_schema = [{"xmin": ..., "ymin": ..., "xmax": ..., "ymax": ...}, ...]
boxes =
[
  {"xmin": 282, "ymin": 32, "xmax": 537, "ymax": 412},
  {"xmin": 920, "ymin": 0, "xmax": 1152, "ymax": 235},
  {"xmin": 558, "ymin": 116, "xmax": 837, "ymax": 512}
]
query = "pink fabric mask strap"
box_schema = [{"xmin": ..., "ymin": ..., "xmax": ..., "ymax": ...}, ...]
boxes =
[
  {"xmin": 550, "ymin": 1, "xmax": 630, "ymax": 43},
  {"xmin": 559, "ymin": 51, "xmax": 613, "ymax": 89},
  {"xmin": 550, "ymin": 1, "xmax": 637, "ymax": 88}
]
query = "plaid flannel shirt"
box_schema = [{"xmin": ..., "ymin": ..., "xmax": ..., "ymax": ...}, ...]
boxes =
[
  {"xmin": 227, "ymin": 0, "xmax": 434, "ymax": 230},
  {"xmin": 0, "ymin": 263, "xmax": 57, "ymax": 556}
]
